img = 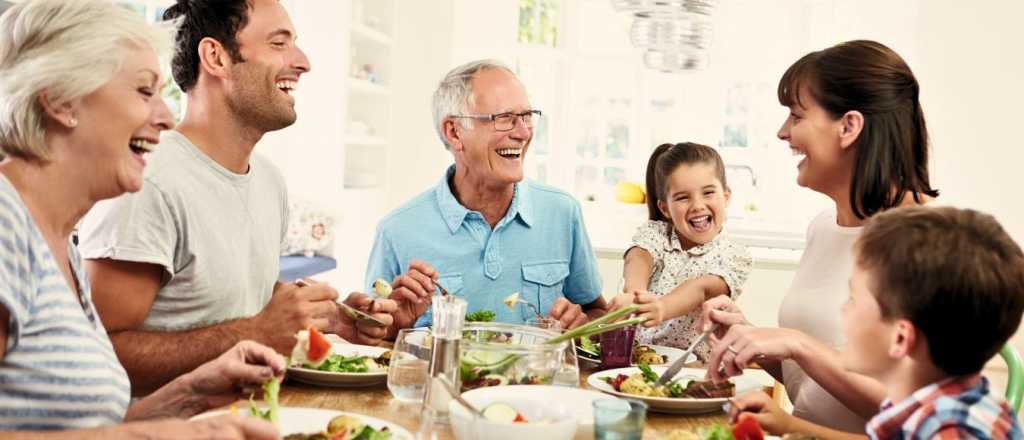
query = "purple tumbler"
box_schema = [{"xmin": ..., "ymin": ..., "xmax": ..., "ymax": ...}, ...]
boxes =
[{"xmin": 599, "ymin": 325, "xmax": 637, "ymax": 369}]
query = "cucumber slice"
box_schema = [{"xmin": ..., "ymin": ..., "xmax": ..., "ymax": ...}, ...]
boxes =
[
  {"xmin": 482, "ymin": 402, "xmax": 521, "ymax": 423},
  {"xmin": 462, "ymin": 351, "xmax": 515, "ymax": 368}
]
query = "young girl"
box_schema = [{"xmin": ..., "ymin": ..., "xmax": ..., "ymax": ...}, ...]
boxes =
[{"xmin": 612, "ymin": 142, "xmax": 753, "ymax": 360}]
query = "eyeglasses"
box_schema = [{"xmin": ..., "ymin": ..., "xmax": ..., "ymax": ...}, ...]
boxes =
[{"xmin": 450, "ymin": 110, "xmax": 542, "ymax": 131}]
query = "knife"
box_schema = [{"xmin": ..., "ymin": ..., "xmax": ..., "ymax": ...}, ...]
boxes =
[{"xmin": 654, "ymin": 324, "xmax": 717, "ymax": 387}]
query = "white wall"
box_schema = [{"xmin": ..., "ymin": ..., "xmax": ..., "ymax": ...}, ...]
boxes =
[
  {"xmin": 386, "ymin": 0, "xmax": 521, "ymax": 209},
  {"xmin": 914, "ymin": 1, "xmax": 1024, "ymax": 355},
  {"xmin": 259, "ymin": 0, "xmax": 347, "ymax": 213},
  {"xmin": 918, "ymin": 1, "xmax": 1024, "ymax": 243}
]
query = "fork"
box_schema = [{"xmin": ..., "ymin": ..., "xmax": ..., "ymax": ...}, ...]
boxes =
[{"xmin": 295, "ymin": 279, "xmax": 388, "ymax": 327}]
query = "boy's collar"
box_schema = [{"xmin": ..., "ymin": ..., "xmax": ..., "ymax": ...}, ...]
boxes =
[{"xmin": 868, "ymin": 374, "xmax": 985, "ymax": 439}]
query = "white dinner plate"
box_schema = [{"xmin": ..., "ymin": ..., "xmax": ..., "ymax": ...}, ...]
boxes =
[
  {"xmin": 587, "ymin": 366, "xmax": 762, "ymax": 414},
  {"xmin": 287, "ymin": 343, "xmax": 388, "ymax": 387},
  {"xmin": 577, "ymin": 344, "xmax": 697, "ymax": 369},
  {"xmin": 193, "ymin": 407, "xmax": 412, "ymax": 439}
]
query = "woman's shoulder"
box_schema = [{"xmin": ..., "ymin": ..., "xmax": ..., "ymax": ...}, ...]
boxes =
[{"xmin": 807, "ymin": 208, "xmax": 838, "ymax": 230}]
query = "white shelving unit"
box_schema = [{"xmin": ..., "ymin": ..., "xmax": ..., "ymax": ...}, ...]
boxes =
[
  {"xmin": 333, "ymin": 0, "xmax": 396, "ymax": 291},
  {"xmin": 347, "ymin": 78, "xmax": 392, "ymax": 96},
  {"xmin": 343, "ymin": 0, "xmax": 393, "ymax": 192}
]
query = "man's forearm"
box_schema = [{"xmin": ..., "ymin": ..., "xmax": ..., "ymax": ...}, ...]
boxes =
[{"xmin": 111, "ymin": 318, "xmax": 261, "ymax": 396}]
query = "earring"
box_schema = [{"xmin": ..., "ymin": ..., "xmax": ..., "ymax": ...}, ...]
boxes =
[{"xmin": 68, "ymin": 117, "xmax": 77, "ymax": 127}]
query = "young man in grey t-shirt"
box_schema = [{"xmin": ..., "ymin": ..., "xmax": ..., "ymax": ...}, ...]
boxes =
[{"xmin": 79, "ymin": 0, "xmax": 396, "ymax": 395}]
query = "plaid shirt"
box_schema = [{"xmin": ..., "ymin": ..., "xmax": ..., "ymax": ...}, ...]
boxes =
[{"xmin": 867, "ymin": 375, "xmax": 1022, "ymax": 440}]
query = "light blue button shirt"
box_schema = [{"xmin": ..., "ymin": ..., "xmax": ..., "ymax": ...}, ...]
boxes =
[{"xmin": 365, "ymin": 166, "xmax": 603, "ymax": 327}]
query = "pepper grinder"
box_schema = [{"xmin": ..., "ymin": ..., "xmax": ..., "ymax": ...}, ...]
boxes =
[{"xmin": 422, "ymin": 293, "xmax": 466, "ymax": 423}]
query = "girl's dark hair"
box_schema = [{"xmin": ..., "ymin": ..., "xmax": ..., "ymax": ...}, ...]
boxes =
[
  {"xmin": 644, "ymin": 142, "xmax": 727, "ymax": 221},
  {"xmin": 163, "ymin": 0, "xmax": 251, "ymax": 92},
  {"xmin": 778, "ymin": 39, "xmax": 939, "ymax": 219}
]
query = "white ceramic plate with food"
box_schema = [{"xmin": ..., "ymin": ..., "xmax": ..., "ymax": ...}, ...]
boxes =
[
  {"xmin": 287, "ymin": 343, "xmax": 389, "ymax": 387},
  {"xmin": 193, "ymin": 407, "xmax": 412, "ymax": 439},
  {"xmin": 577, "ymin": 344, "xmax": 697, "ymax": 369},
  {"xmin": 587, "ymin": 366, "xmax": 762, "ymax": 414}
]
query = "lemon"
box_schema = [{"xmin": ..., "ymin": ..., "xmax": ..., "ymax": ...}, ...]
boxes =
[{"xmin": 614, "ymin": 182, "xmax": 646, "ymax": 204}]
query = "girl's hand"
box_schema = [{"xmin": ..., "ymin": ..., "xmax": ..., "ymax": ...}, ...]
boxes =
[
  {"xmin": 633, "ymin": 293, "xmax": 666, "ymax": 327},
  {"xmin": 608, "ymin": 291, "xmax": 638, "ymax": 313},
  {"xmin": 707, "ymin": 325, "xmax": 804, "ymax": 382},
  {"xmin": 729, "ymin": 390, "xmax": 797, "ymax": 435},
  {"xmin": 697, "ymin": 295, "xmax": 749, "ymax": 341}
]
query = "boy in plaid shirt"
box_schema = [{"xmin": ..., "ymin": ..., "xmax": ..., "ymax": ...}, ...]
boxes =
[
  {"xmin": 852, "ymin": 207, "xmax": 1023, "ymax": 439},
  {"xmin": 731, "ymin": 207, "xmax": 1023, "ymax": 439}
]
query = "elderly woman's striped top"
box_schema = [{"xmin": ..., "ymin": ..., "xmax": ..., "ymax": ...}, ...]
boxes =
[{"xmin": 0, "ymin": 175, "xmax": 130, "ymax": 430}]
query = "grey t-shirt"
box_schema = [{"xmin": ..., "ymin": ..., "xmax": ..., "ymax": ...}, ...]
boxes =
[{"xmin": 79, "ymin": 131, "xmax": 288, "ymax": 331}]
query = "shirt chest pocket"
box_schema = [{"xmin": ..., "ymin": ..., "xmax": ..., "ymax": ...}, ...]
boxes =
[{"xmin": 521, "ymin": 261, "xmax": 570, "ymax": 319}]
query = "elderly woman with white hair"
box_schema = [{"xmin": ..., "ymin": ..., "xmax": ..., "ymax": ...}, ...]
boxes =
[{"xmin": 0, "ymin": 1, "xmax": 281, "ymax": 438}]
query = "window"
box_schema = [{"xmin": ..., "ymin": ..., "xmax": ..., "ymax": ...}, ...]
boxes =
[
  {"xmin": 514, "ymin": 0, "xmax": 831, "ymax": 246},
  {"xmin": 518, "ymin": 0, "xmax": 560, "ymax": 47}
]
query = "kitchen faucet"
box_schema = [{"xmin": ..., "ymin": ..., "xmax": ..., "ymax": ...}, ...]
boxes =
[{"xmin": 725, "ymin": 164, "xmax": 758, "ymax": 188}]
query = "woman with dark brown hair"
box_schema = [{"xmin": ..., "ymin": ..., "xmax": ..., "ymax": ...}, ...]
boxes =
[{"xmin": 697, "ymin": 40, "xmax": 937, "ymax": 438}]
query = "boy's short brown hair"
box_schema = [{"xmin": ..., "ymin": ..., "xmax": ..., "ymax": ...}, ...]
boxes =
[{"xmin": 856, "ymin": 206, "xmax": 1024, "ymax": 376}]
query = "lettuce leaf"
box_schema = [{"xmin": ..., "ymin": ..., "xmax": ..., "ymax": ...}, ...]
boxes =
[
  {"xmin": 700, "ymin": 424, "xmax": 734, "ymax": 440},
  {"xmin": 263, "ymin": 377, "xmax": 280, "ymax": 425},
  {"xmin": 249, "ymin": 377, "xmax": 281, "ymax": 425}
]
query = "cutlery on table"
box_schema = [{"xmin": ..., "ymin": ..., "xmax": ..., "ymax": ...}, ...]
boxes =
[
  {"xmin": 502, "ymin": 292, "xmax": 543, "ymax": 320},
  {"xmin": 295, "ymin": 279, "xmax": 388, "ymax": 327},
  {"xmin": 654, "ymin": 324, "xmax": 718, "ymax": 387},
  {"xmin": 436, "ymin": 374, "xmax": 484, "ymax": 418}
]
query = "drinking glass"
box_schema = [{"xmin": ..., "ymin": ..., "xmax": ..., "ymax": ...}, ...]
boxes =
[
  {"xmin": 593, "ymin": 398, "xmax": 647, "ymax": 440},
  {"xmin": 387, "ymin": 327, "xmax": 431, "ymax": 403},
  {"xmin": 599, "ymin": 325, "xmax": 637, "ymax": 369},
  {"xmin": 526, "ymin": 317, "xmax": 580, "ymax": 387}
]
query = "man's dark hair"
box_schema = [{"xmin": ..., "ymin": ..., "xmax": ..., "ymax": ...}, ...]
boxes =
[
  {"xmin": 856, "ymin": 206, "xmax": 1024, "ymax": 376},
  {"xmin": 163, "ymin": 0, "xmax": 251, "ymax": 92}
]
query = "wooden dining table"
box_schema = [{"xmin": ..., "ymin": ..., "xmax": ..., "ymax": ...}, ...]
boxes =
[{"xmin": 279, "ymin": 369, "xmax": 733, "ymax": 440}]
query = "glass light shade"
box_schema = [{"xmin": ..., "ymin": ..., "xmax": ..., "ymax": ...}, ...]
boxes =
[
  {"xmin": 611, "ymin": 0, "xmax": 716, "ymax": 17},
  {"xmin": 629, "ymin": 14, "xmax": 713, "ymax": 50},
  {"xmin": 643, "ymin": 48, "xmax": 709, "ymax": 72}
]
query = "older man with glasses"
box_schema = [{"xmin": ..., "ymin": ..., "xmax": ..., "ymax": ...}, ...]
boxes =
[{"xmin": 367, "ymin": 59, "xmax": 609, "ymax": 338}]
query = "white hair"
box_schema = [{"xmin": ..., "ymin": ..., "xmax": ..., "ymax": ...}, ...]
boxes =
[
  {"xmin": 431, "ymin": 59, "xmax": 517, "ymax": 150},
  {"xmin": 0, "ymin": 0, "xmax": 175, "ymax": 161}
]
